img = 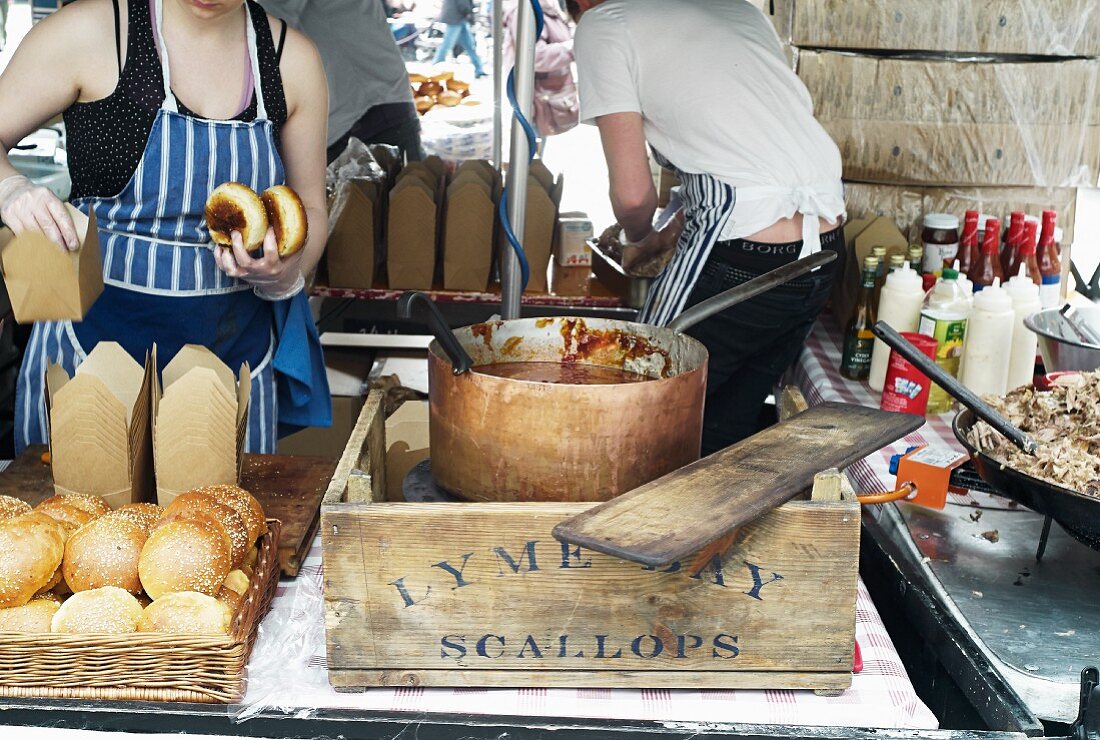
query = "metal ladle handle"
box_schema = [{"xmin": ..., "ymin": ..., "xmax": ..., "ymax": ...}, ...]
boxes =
[
  {"xmin": 668, "ymin": 251, "xmax": 837, "ymax": 334},
  {"xmin": 397, "ymin": 291, "xmax": 473, "ymax": 375},
  {"xmin": 871, "ymin": 320, "xmax": 1037, "ymax": 455}
]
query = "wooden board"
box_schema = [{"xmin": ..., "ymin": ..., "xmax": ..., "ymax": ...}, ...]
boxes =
[
  {"xmin": 2, "ymin": 446, "xmax": 335, "ymax": 577},
  {"xmin": 553, "ymin": 403, "xmax": 922, "ymax": 568},
  {"xmin": 323, "ymin": 496, "xmax": 859, "ymax": 685}
]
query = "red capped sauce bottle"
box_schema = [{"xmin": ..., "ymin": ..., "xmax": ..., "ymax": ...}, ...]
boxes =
[
  {"xmin": 970, "ymin": 217, "xmax": 1004, "ymax": 292},
  {"xmin": 1036, "ymin": 210, "xmax": 1061, "ymax": 308},
  {"xmin": 1008, "ymin": 220, "xmax": 1040, "ymax": 285},
  {"xmin": 957, "ymin": 210, "xmax": 979, "ymax": 275},
  {"xmin": 1000, "ymin": 211, "xmax": 1025, "ymax": 277}
]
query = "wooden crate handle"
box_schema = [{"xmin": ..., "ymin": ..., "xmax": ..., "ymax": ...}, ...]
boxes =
[{"xmin": 324, "ymin": 389, "xmax": 387, "ymax": 505}]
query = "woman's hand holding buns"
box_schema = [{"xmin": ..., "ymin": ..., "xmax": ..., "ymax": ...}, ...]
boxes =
[{"xmin": 206, "ymin": 182, "xmax": 308, "ymax": 300}]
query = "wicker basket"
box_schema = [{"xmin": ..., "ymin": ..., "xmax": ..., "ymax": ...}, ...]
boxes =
[{"xmin": 0, "ymin": 519, "xmax": 282, "ymax": 703}]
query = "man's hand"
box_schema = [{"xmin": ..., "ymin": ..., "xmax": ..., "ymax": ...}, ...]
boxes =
[{"xmin": 622, "ymin": 209, "xmax": 684, "ymax": 276}]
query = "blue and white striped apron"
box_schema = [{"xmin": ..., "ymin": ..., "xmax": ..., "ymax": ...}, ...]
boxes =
[
  {"xmin": 16, "ymin": 0, "xmax": 282, "ymax": 454},
  {"xmin": 640, "ymin": 156, "xmax": 736, "ymax": 327}
]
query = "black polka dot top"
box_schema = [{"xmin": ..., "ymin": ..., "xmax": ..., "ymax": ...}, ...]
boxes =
[{"xmin": 63, "ymin": 0, "xmax": 289, "ymax": 202}]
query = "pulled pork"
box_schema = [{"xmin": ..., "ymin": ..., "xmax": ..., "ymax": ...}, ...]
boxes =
[{"xmin": 968, "ymin": 371, "xmax": 1100, "ymax": 497}]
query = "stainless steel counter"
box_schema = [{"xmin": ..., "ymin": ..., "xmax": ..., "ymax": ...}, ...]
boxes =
[{"xmin": 869, "ymin": 494, "xmax": 1097, "ymax": 723}]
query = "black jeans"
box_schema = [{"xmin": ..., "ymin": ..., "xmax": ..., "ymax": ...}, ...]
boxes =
[
  {"xmin": 327, "ymin": 102, "xmax": 425, "ymax": 165},
  {"xmin": 683, "ymin": 227, "xmax": 845, "ymax": 456}
]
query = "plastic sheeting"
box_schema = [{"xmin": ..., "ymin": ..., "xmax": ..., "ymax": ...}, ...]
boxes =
[
  {"xmin": 779, "ymin": 0, "xmax": 1100, "ymax": 58},
  {"xmin": 800, "ymin": 51, "xmax": 1100, "ymax": 187}
]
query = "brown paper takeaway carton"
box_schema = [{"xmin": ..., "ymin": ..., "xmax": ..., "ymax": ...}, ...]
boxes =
[
  {"xmin": 387, "ymin": 167, "xmax": 442, "ymax": 290},
  {"xmin": 442, "ymin": 163, "xmax": 501, "ymax": 291},
  {"xmin": 153, "ymin": 345, "xmax": 250, "ymax": 508},
  {"xmin": 45, "ymin": 342, "xmax": 154, "ymax": 508},
  {"xmin": 325, "ymin": 179, "xmax": 383, "ymax": 290},
  {"xmin": 0, "ymin": 204, "xmax": 104, "ymax": 323}
]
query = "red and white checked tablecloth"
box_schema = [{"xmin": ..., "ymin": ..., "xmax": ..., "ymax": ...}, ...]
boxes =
[
  {"xmin": 788, "ymin": 315, "xmax": 996, "ymax": 508},
  {"xmin": 239, "ymin": 360, "xmax": 939, "ymax": 730}
]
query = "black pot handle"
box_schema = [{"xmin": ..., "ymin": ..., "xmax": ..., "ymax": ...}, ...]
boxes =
[{"xmin": 397, "ymin": 291, "xmax": 473, "ymax": 375}]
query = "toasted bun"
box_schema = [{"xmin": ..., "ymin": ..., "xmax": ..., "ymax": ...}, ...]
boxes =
[
  {"xmin": 204, "ymin": 182, "xmax": 268, "ymax": 251},
  {"xmin": 63, "ymin": 514, "xmax": 147, "ymax": 594},
  {"xmin": 194, "ymin": 485, "xmax": 266, "ymax": 546},
  {"xmin": 0, "ymin": 513, "xmax": 67, "ymax": 608},
  {"xmin": 438, "ymin": 90, "xmax": 462, "ymax": 107},
  {"xmin": 222, "ymin": 569, "xmax": 250, "ymax": 596},
  {"xmin": 0, "ymin": 495, "xmax": 31, "ymax": 521},
  {"xmin": 138, "ymin": 591, "xmax": 232, "ymax": 635},
  {"xmin": 414, "ymin": 95, "xmax": 434, "ymax": 114},
  {"xmin": 40, "ymin": 494, "xmax": 110, "ymax": 518},
  {"xmin": 0, "ymin": 598, "xmax": 61, "ymax": 632},
  {"xmin": 139, "ymin": 517, "xmax": 231, "ymax": 599},
  {"xmin": 260, "ymin": 185, "xmax": 308, "ymax": 258},
  {"xmin": 35, "ymin": 500, "xmax": 94, "ymax": 530},
  {"xmin": 408, "ymin": 72, "xmax": 428, "ymax": 84},
  {"xmin": 162, "ymin": 493, "xmax": 250, "ymax": 569},
  {"xmin": 112, "ymin": 503, "xmax": 163, "ymax": 536},
  {"xmin": 51, "ymin": 586, "xmax": 143, "ymax": 634}
]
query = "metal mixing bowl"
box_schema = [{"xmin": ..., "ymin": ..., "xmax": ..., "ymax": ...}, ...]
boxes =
[{"xmin": 1023, "ymin": 305, "xmax": 1100, "ymax": 372}]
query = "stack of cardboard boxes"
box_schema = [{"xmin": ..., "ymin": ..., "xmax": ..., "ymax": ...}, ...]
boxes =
[
  {"xmin": 766, "ymin": 0, "xmax": 1096, "ymax": 254},
  {"xmin": 324, "ymin": 156, "xmax": 563, "ymax": 295}
]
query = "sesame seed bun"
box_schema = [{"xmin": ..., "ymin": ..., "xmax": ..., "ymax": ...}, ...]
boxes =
[
  {"xmin": 51, "ymin": 586, "xmax": 143, "ymax": 634},
  {"xmin": 162, "ymin": 493, "xmax": 250, "ymax": 570},
  {"xmin": 0, "ymin": 495, "xmax": 31, "ymax": 521},
  {"xmin": 0, "ymin": 513, "xmax": 67, "ymax": 608},
  {"xmin": 139, "ymin": 517, "xmax": 231, "ymax": 600},
  {"xmin": 63, "ymin": 514, "xmax": 148, "ymax": 594},
  {"xmin": 0, "ymin": 598, "xmax": 60, "ymax": 632},
  {"xmin": 138, "ymin": 591, "xmax": 233, "ymax": 635}
]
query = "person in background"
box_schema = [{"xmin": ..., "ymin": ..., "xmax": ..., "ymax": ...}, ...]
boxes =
[
  {"xmin": 0, "ymin": 0, "xmax": 332, "ymax": 454},
  {"xmin": 502, "ymin": 0, "xmax": 578, "ymax": 149},
  {"xmin": 568, "ymin": 0, "xmax": 846, "ymax": 455},
  {"xmin": 260, "ymin": 0, "xmax": 422, "ymax": 163},
  {"xmin": 434, "ymin": 0, "xmax": 486, "ymax": 78}
]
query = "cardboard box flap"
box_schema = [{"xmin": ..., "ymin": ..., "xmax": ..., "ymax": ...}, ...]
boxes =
[
  {"xmin": 163, "ymin": 344, "xmax": 237, "ymax": 396},
  {"xmin": 236, "ymin": 363, "xmax": 251, "ymax": 428},
  {"xmin": 456, "ymin": 160, "xmax": 500, "ymax": 188},
  {"xmin": 529, "ymin": 160, "xmax": 555, "ymax": 194},
  {"xmin": 75, "ymin": 341, "xmax": 145, "ymax": 425},
  {"xmin": 421, "ymin": 155, "xmax": 446, "ymax": 180},
  {"xmin": 448, "ymin": 171, "xmax": 492, "ymax": 195},
  {"xmin": 0, "ymin": 205, "xmax": 104, "ymax": 323},
  {"xmin": 326, "ymin": 183, "xmax": 379, "ymax": 290},
  {"xmin": 391, "ymin": 175, "xmax": 438, "ymax": 199}
]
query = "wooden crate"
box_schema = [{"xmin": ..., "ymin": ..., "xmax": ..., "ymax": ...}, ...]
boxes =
[{"xmin": 322, "ymin": 391, "xmax": 860, "ymax": 691}]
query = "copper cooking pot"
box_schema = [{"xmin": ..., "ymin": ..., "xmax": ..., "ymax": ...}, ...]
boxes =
[
  {"xmin": 401, "ymin": 251, "xmax": 837, "ymax": 504},
  {"xmin": 427, "ymin": 316, "xmax": 707, "ymax": 502}
]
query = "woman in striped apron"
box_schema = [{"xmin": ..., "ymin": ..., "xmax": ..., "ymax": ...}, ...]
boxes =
[
  {"xmin": 0, "ymin": 0, "xmax": 331, "ymax": 455},
  {"xmin": 571, "ymin": 0, "xmax": 846, "ymax": 455}
]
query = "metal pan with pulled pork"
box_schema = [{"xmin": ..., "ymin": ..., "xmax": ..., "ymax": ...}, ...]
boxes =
[{"xmin": 966, "ymin": 371, "xmax": 1100, "ymax": 498}]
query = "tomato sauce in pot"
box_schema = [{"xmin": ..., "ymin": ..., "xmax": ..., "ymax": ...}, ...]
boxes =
[{"xmin": 472, "ymin": 362, "xmax": 652, "ymax": 385}]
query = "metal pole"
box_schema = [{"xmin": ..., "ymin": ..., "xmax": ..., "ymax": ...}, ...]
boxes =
[
  {"xmin": 491, "ymin": 0, "xmax": 504, "ymax": 168},
  {"xmin": 501, "ymin": 0, "xmax": 537, "ymax": 319}
]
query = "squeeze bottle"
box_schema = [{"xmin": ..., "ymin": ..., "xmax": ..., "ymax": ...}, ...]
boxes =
[
  {"xmin": 869, "ymin": 264, "xmax": 925, "ymax": 392},
  {"xmin": 960, "ymin": 278, "xmax": 1013, "ymax": 397},
  {"xmin": 1005, "ymin": 265, "xmax": 1042, "ymax": 391},
  {"xmin": 919, "ymin": 268, "xmax": 970, "ymax": 414}
]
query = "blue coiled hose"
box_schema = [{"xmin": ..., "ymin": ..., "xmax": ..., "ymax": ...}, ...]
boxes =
[{"xmin": 498, "ymin": 0, "xmax": 545, "ymax": 290}]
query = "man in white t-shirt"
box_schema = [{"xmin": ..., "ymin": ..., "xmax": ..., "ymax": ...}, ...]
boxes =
[{"xmin": 567, "ymin": 0, "xmax": 847, "ymax": 454}]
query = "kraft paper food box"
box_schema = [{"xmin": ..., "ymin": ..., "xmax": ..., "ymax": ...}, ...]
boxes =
[
  {"xmin": 46, "ymin": 341, "xmax": 154, "ymax": 508},
  {"xmin": 153, "ymin": 344, "xmax": 250, "ymax": 508},
  {"xmin": 0, "ymin": 204, "xmax": 104, "ymax": 323}
]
